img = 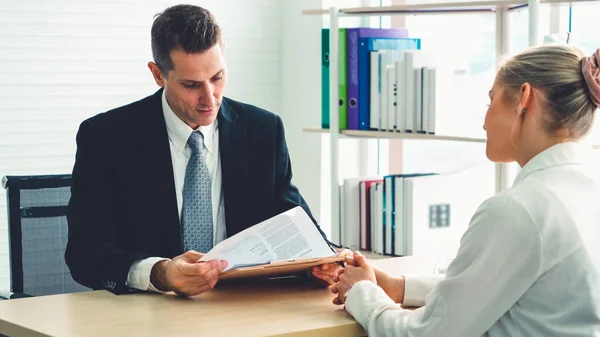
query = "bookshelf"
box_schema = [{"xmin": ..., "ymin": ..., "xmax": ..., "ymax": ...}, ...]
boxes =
[
  {"xmin": 303, "ymin": 0, "xmax": 597, "ymax": 244},
  {"xmin": 303, "ymin": 128, "xmax": 487, "ymax": 143},
  {"xmin": 302, "ymin": 0, "xmax": 597, "ymax": 16}
]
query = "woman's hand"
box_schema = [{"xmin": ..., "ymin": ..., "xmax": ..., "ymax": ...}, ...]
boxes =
[
  {"xmin": 311, "ymin": 248, "xmax": 353, "ymax": 285},
  {"xmin": 373, "ymin": 266, "xmax": 405, "ymax": 304},
  {"xmin": 331, "ymin": 251, "xmax": 376, "ymax": 304}
]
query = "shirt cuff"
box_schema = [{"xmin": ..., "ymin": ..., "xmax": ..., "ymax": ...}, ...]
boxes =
[
  {"xmin": 403, "ymin": 274, "xmax": 444, "ymax": 307},
  {"xmin": 126, "ymin": 257, "xmax": 170, "ymax": 292},
  {"xmin": 345, "ymin": 280, "xmax": 399, "ymax": 327}
]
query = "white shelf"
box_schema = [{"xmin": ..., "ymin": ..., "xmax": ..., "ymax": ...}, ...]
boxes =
[
  {"xmin": 304, "ymin": 128, "xmax": 486, "ymax": 143},
  {"xmin": 302, "ymin": 0, "xmax": 596, "ymax": 16}
]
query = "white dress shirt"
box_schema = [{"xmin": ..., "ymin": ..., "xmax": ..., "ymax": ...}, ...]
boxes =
[
  {"xmin": 345, "ymin": 142, "xmax": 600, "ymax": 337},
  {"xmin": 125, "ymin": 91, "xmax": 227, "ymax": 291}
]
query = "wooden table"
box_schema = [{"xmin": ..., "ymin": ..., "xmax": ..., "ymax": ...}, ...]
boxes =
[{"xmin": 0, "ymin": 256, "xmax": 435, "ymax": 337}]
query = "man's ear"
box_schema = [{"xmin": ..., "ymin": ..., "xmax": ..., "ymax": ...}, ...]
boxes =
[{"xmin": 148, "ymin": 62, "xmax": 166, "ymax": 87}]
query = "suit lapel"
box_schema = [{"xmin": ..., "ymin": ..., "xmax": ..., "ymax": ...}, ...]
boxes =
[
  {"xmin": 218, "ymin": 99, "xmax": 248, "ymax": 236},
  {"xmin": 137, "ymin": 89, "xmax": 182, "ymax": 255}
]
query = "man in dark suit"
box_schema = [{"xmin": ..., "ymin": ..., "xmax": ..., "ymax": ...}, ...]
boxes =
[{"xmin": 65, "ymin": 4, "xmax": 341, "ymax": 296}]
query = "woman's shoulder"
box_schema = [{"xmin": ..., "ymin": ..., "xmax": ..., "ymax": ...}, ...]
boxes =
[
  {"xmin": 477, "ymin": 187, "xmax": 531, "ymax": 214},
  {"xmin": 463, "ymin": 191, "xmax": 543, "ymax": 263},
  {"xmin": 471, "ymin": 189, "xmax": 541, "ymax": 234},
  {"xmin": 478, "ymin": 176, "xmax": 556, "ymax": 220}
]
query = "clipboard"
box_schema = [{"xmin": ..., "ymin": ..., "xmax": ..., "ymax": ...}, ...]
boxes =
[{"xmin": 219, "ymin": 254, "xmax": 345, "ymax": 281}]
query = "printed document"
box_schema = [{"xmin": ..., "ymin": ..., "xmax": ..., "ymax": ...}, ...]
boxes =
[{"xmin": 200, "ymin": 206, "xmax": 335, "ymax": 272}]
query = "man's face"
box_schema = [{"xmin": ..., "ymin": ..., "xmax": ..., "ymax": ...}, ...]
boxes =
[{"xmin": 149, "ymin": 44, "xmax": 227, "ymax": 129}]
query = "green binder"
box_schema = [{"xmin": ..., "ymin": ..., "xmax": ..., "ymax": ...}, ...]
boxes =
[
  {"xmin": 321, "ymin": 28, "xmax": 348, "ymax": 130},
  {"xmin": 321, "ymin": 29, "xmax": 330, "ymax": 129}
]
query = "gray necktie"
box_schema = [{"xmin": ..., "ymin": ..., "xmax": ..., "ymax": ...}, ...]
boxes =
[{"xmin": 182, "ymin": 131, "xmax": 213, "ymax": 253}]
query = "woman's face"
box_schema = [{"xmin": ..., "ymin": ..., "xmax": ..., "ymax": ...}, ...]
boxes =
[{"xmin": 483, "ymin": 76, "xmax": 521, "ymax": 163}]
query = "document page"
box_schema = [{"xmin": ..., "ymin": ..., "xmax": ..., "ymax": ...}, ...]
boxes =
[{"xmin": 200, "ymin": 206, "xmax": 335, "ymax": 272}]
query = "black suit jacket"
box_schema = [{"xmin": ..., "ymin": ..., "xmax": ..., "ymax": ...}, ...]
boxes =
[{"xmin": 65, "ymin": 89, "xmax": 326, "ymax": 294}]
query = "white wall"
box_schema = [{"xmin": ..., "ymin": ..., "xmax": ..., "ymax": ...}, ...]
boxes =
[{"xmin": 0, "ymin": 0, "xmax": 285, "ymax": 291}]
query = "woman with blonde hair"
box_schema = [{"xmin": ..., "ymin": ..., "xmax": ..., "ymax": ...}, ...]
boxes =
[{"xmin": 332, "ymin": 44, "xmax": 600, "ymax": 336}]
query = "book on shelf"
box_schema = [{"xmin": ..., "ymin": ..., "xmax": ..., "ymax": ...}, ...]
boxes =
[
  {"xmin": 321, "ymin": 29, "xmax": 329, "ymax": 129},
  {"xmin": 374, "ymin": 49, "xmax": 470, "ymax": 137},
  {"xmin": 383, "ymin": 173, "xmax": 436, "ymax": 256},
  {"xmin": 321, "ymin": 28, "xmax": 418, "ymax": 131},
  {"xmin": 403, "ymin": 164, "xmax": 494, "ymax": 257},
  {"xmin": 423, "ymin": 66, "xmax": 431, "ymax": 134},
  {"xmin": 359, "ymin": 179, "xmax": 383, "ymax": 251},
  {"xmin": 372, "ymin": 181, "xmax": 383, "ymax": 254},
  {"xmin": 320, "ymin": 27, "xmax": 480, "ymax": 138},
  {"xmin": 361, "ymin": 37, "xmax": 421, "ymax": 131},
  {"xmin": 322, "ymin": 28, "xmax": 414, "ymax": 131},
  {"xmin": 338, "ymin": 163, "xmax": 494, "ymax": 258},
  {"xmin": 340, "ymin": 29, "xmax": 348, "ymax": 129},
  {"xmin": 340, "ymin": 176, "xmax": 380, "ymax": 251},
  {"xmin": 402, "ymin": 50, "xmax": 438, "ymax": 133},
  {"xmin": 345, "ymin": 28, "xmax": 409, "ymax": 130},
  {"xmin": 321, "ymin": 28, "xmax": 349, "ymax": 130}
]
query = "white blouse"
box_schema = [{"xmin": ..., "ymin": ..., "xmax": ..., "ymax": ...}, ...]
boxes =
[{"xmin": 345, "ymin": 142, "xmax": 600, "ymax": 337}]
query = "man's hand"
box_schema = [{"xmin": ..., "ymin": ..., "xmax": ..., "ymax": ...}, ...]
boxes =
[
  {"xmin": 331, "ymin": 251, "xmax": 376, "ymax": 305},
  {"xmin": 150, "ymin": 250, "xmax": 228, "ymax": 297},
  {"xmin": 311, "ymin": 248, "xmax": 353, "ymax": 285}
]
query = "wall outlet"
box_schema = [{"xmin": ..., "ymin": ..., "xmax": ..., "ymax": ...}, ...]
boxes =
[{"xmin": 429, "ymin": 204, "xmax": 450, "ymax": 228}]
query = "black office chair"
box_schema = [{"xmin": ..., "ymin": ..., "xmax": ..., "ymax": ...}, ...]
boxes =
[{"xmin": 2, "ymin": 175, "xmax": 89, "ymax": 297}]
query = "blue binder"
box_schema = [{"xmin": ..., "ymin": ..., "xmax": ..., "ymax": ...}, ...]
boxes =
[
  {"xmin": 358, "ymin": 37, "xmax": 421, "ymax": 130},
  {"xmin": 383, "ymin": 172, "xmax": 435, "ymax": 256}
]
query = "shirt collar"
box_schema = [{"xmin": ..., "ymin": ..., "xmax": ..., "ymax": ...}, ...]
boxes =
[
  {"xmin": 513, "ymin": 141, "xmax": 589, "ymax": 185},
  {"xmin": 162, "ymin": 90, "xmax": 217, "ymax": 154}
]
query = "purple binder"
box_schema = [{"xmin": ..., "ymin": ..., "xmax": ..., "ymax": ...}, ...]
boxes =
[{"xmin": 346, "ymin": 28, "xmax": 409, "ymax": 130}]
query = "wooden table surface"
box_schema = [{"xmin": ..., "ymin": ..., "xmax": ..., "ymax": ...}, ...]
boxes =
[{"xmin": 0, "ymin": 256, "xmax": 436, "ymax": 337}]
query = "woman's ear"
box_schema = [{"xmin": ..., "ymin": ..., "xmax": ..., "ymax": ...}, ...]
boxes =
[{"xmin": 517, "ymin": 82, "xmax": 533, "ymax": 114}]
